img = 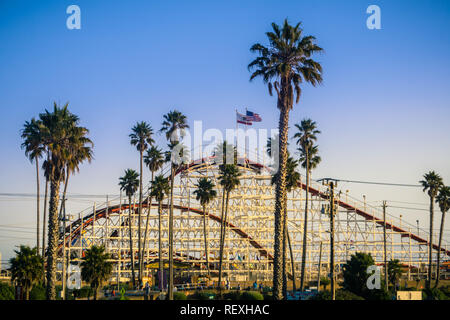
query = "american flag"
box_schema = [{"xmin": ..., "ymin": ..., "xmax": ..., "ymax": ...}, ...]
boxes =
[
  {"xmin": 236, "ymin": 111, "xmax": 252, "ymax": 125},
  {"xmin": 246, "ymin": 110, "xmax": 262, "ymax": 122}
]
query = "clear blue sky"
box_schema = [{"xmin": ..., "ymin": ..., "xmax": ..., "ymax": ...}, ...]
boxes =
[{"xmin": 0, "ymin": 0, "xmax": 449, "ymax": 261}]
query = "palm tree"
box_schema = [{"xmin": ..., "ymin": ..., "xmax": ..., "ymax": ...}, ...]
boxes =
[
  {"xmin": 119, "ymin": 169, "xmax": 140, "ymax": 288},
  {"xmin": 213, "ymin": 141, "xmax": 237, "ymax": 165},
  {"xmin": 193, "ymin": 178, "xmax": 217, "ymax": 276},
  {"xmin": 80, "ymin": 245, "xmax": 113, "ymax": 300},
  {"xmin": 9, "ymin": 246, "xmax": 43, "ymax": 300},
  {"xmin": 39, "ymin": 103, "xmax": 91, "ymax": 299},
  {"xmin": 419, "ymin": 171, "xmax": 443, "ymax": 289},
  {"xmin": 387, "ymin": 259, "xmax": 403, "ymax": 290},
  {"xmin": 294, "ymin": 119, "xmax": 321, "ymax": 291},
  {"xmin": 217, "ymin": 164, "xmax": 241, "ymax": 294},
  {"xmin": 141, "ymin": 146, "xmax": 164, "ymax": 278},
  {"xmin": 435, "ymin": 185, "xmax": 450, "ymax": 288},
  {"xmin": 160, "ymin": 110, "xmax": 189, "ymax": 300},
  {"xmin": 150, "ymin": 175, "xmax": 170, "ymax": 291},
  {"xmin": 271, "ymin": 156, "xmax": 300, "ymax": 296},
  {"xmin": 249, "ymin": 19, "xmax": 323, "ymax": 299},
  {"xmin": 130, "ymin": 121, "xmax": 154, "ymax": 286},
  {"xmin": 21, "ymin": 119, "xmax": 45, "ymax": 256}
]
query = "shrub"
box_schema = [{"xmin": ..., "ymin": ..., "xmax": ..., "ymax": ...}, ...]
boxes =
[
  {"xmin": 188, "ymin": 291, "xmax": 215, "ymax": 300},
  {"xmin": 423, "ymin": 288, "xmax": 449, "ymax": 300},
  {"xmin": 29, "ymin": 284, "xmax": 46, "ymax": 300},
  {"xmin": 173, "ymin": 292, "xmax": 187, "ymax": 300},
  {"xmin": 0, "ymin": 282, "xmax": 14, "ymax": 300},
  {"xmin": 239, "ymin": 291, "xmax": 264, "ymax": 300},
  {"xmin": 223, "ymin": 291, "xmax": 241, "ymax": 300},
  {"xmin": 311, "ymin": 289, "xmax": 364, "ymax": 300}
]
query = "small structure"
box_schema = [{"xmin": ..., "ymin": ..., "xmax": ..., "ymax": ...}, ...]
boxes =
[{"xmin": 396, "ymin": 291, "xmax": 422, "ymax": 300}]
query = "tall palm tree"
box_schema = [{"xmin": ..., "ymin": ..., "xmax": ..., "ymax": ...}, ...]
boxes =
[
  {"xmin": 130, "ymin": 121, "xmax": 154, "ymax": 286},
  {"xmin": 160, "ymin": 110, "xmax": 189, "ymax": 300},
  {"xmin": 387, "ymin": 259, "xmax": 403, "ymax": 290},
  {"xmin": 294, "ymin": 119, "xmax": 321, "ymax": 291},
  {"xmin": 39, "ymin": 103, "xmax": 91, "ymax": 299},
  {"xmin": 249, "ymin": 19, "xmax": 323, "ymax": 299},
  {"xmin": 80, "ymin": 245, "xmax": 113, "ymax": 300},
  {"xmin": 271, "ymin": 156, "xmax": 300, "ymax": 296},
  {"xmin": 150, "ymin": 174, "xmax": 170, "ymax": 291},
  {"xmin": 21, "ymin": 119, "xmax": 45, "ymax": 256},
  {"xmin": 435, "ymin": 185, "xmax": 450, "ymax": 288},
  {"xmin": 9, "ymin": 246, "xmax": 43, "ymax": 300},
  {"xmin": 141, "ymin": 146, "xmax": 164, "ymax": 277},
  {"xmin": 419, "ymin": 171, "xmax": 443, "ymax": 289},
  {"xmin": 193, "ymin": 178, "xmax": 217, "ymax": 276},
  {"xmin": 119, "ymin": 169, "xmax": 140, "ymax": 288},
  {"xmin": 217, "ymin": 164, "xmax": 241, "ymax": 294}
]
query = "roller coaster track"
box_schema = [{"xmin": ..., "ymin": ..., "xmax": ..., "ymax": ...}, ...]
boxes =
[{"xmin": 59, "ymin": 158, "xmax": 450, "ymax": 260}]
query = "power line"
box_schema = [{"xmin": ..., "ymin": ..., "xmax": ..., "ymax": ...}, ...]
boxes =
[{"xmin": 316, "ymin": 178, "xmax": 421, "ymax": 188}]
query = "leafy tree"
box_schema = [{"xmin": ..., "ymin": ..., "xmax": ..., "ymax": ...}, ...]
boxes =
[
  {"xmin": 419, "ymin": 171, "xmax": 443, "ymax": 288},
  {"xmin": 342, "ymin": 252, "xmax": 375, "ymax": 298},
  {"xmin": 160, "ymin": 110, "xmax": 189, "ymax": 300},
  {"xmin": 150, "ymin": 174, "xmax": 170, "ymax": 290},
  {"xmin": 193, "ymin": 178, "xmax": 217, "ymax": 276},
  {"xmin": 130, "ymin": 121, "xmax": 154, "ymax": 285},
  {"xmin": 435, "ymin": 185, "xmax": 450, "ymax": 288},
  {"xmin": 119, "ymin": 169, "xmax": 140, "ymax": 287},
  {"xmin": 21, "ymin": 119, "xmax": 45, "ymax": 256},
  {"xmin": 80, "ymin": 245, "xmax": 113, "ymax": 300},
  {"xmin": 217, "ymin": 164, "xmax": 241, "ymax": 294},
  {"xmin": 249, "ymin": 19, "xmax": 323, "ymax": 299},
  {"xmin": 142, "ymin": 146, "xmax": 165, "ymax": 279},
  {"xmin": 294, "ymin": 118, "xmax": 321, "ymax": 291},
  {"xmin": 9, "ymin": 245, "xmax": 43, "ymax": 300}
]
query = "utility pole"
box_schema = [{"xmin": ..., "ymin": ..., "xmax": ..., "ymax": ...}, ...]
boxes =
[
  {"xmin": 329, "ymin": 181, "xmax": 336, "ymax": 301},
  {"xmin": 383, "ymin": 201, "xmax": 388, "ymax": 292},
  {"xmin": 317, "ymin": 241, "xmax": 323, "ymax": 291},
  {"xmin": 61, "ymin": 198, "xmax": 67, "ymax": 300}
]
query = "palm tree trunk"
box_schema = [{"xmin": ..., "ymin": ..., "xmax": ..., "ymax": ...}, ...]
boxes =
[
  {"xmin": 158, "ymin": 201, "xmax": 163, "ymax": 291},
  {"xmin": 46, "ymin": 178, "xmax": 61, "ymax": 300},
  {"xmin": 435, "ymin": 210, "xmax": 445, "ymax": 288},
  {"xmin": 128, "ymin": 196, "xmax": 136, "ymax": 288},
  {"xmin": 300, "ymin": 155, "xmax": 310, "ymax": 291},
  {"xmin": 138, "ymin": 150, "xmax": 143, "ymax": 287},
  {"xmin": 218, "ymin": 189, "xmax": 226, "ymax": 295},
  {"xmin": 202, "ymin": 204, "xmax": 210, "ymax": 276},
  {"xmin": 282, "ymin": 194, "xmax": 287, "ymax": 299},
  {"xmin": 141, "ymin": 171, "xmax": 154, "ymax": 284},
  {"xmin": 35, "ymin": 158, "xmax": 40, "ymax": 257},
  {"xmin": 286, "ymin": 201, "xmax": 296, "ymax": 293},
  {"xmin": 168, "ymin": 165, "xmax": 175, "ymax": 300},
  {"xmin": 94, "ymin": 286, "xmax": 98, "ymax": 300},
  {"xmin": 273, "ymin": 104, "xmax": 290, "ymax": 300},
  {"xmin": 42, "ymin": 177, "xmax": 48, "ymax": 284},
  {"xmin": 427, "ymin": 197, "xmax": 434, "ymax": 289}
]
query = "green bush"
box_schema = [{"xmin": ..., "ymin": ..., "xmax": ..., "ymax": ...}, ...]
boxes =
[
  {"xmin": 188, "ymin": 291, "xmax": 215, "ymax": 300},
  {"xmin": 239, "ymin": 291, "xmax": 264, "ymax": 300},
  {"xmin": 75, "ymin": 286, "xmax": 94, "ymax": 299},
  {"xmin": 263, "ymin": 292, "xmax": 273, "ymax": 301},
  {"xmin": 423, "ymin": 288, "xmax": 449, "ymax": 300},
  {"xmin": 223, "ymin": 291, "xmax": 241, "ymax": 300},
  {"xmin": 173, "ymin": 292, "xmax": 187, "ymax": 300},
  {"xmin": 311, "ymin": 289, "xmax": 364, "ymax": 300},
  {"xmin": 439, "ymin": 285, "xmax": 450, "ymax": 297},
  {"xmin": 29, "ymin": 284, "xmax": 46, "ymax": 300},
  {"xmin": 0, "ymin": 282, "xmax": 14, "ymax": 300}
]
